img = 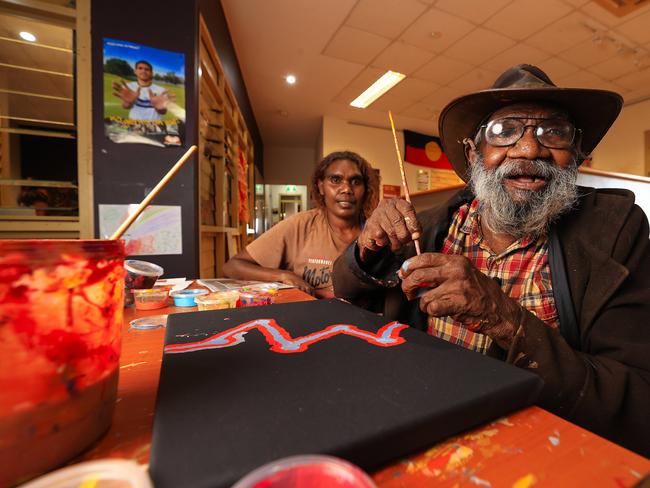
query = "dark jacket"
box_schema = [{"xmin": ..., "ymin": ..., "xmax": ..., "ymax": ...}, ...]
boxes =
[{"xmin": 333, "ymin": 186, "xmax": 650, "ymax": 456}]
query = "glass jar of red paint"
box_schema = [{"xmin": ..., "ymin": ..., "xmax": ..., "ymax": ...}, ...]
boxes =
[{"xmin": 0, "ymin": 239, "xmax": 125, "ymax": 486}]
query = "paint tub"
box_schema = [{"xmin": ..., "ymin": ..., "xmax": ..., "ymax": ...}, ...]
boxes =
[
  {"xmin": 195, "ymin": 291, "xmax": 239, "ymax": 311},
  {"xmin": 132, "ymin": 286, "xmax": 172, "ymax": 310},
  {"xmin": 170, "ymin": 288, "xmax": 209, "ymax": 307},
  {"xmin": 240, "ymin": 283, "xmax": 280, "ymax": 296},
  {"xmin": 238, "ymin": 290, "xmax": 275, "ymax": 307},
  {"xmin": 0, "ymin": 239, "xmax": 125, "ymax": 486},
  {"xmin": 124, "ymin": 260, "xmax": 164, "ymax": 307},
  {"xmin": 232, "ymin": 455, "xmax": 376, "ymax": 488}
]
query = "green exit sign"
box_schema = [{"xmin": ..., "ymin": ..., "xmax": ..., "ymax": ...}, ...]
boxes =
[
  {"xmin": 255, "ymin": 184, "xmax": 264, "ymax": 195},
  {"xmin": 284, "ymin": 185, "xmax": 298, "ymax": 193}
]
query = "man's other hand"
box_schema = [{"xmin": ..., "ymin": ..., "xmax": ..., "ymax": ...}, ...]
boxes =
[{"xmin": 399, "ymin": 253, "xmax": 522, "ymax": 348}]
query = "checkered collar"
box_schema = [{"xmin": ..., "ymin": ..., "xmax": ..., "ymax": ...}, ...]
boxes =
[{"xmin": 460, "ymin": 198, "xmax": 544, "ymax": 255}]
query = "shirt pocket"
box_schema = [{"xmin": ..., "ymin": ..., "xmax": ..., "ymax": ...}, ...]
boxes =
[{"xmin": 518, "ymin": 285, "xmax": 560, "ymax": 329}]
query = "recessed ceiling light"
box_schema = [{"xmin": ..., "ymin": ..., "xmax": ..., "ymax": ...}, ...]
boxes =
[
  {"xmin": 285, "ymin": 74, "xmax": 296, "ymax": 85},
  {"xmin": 19, "ymin": 31, "xmax": 36, "ymax": 42},
  {"xmin": 349, "ymin": 70, "xmax": 406, "ymax": 109}
]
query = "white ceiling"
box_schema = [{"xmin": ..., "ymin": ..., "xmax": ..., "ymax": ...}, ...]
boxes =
[{"xmin": 222, "ymin": 0, "xmax": 650, "ymax": 148}]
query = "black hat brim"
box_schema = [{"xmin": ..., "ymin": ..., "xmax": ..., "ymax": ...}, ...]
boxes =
[{"xmin": 438, "ymin": 87, "xmax": 623, "ymax": 181}]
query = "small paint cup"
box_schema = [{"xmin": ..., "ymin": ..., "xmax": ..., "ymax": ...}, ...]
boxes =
[
  {"xmin": 132, "ymin": 286, "xmax": 171, "ymax": 311},
  {"xmin": 195, "ymin": 291, "xmax": 239, "ymax": 311},
  {"xmin": 240, "ymin": 283, "xmax": 279, "ymax": 296},
  {"xmin": 238, "ymin": 290, "xmax": 275, "ymax": 307},
  {"xmin": 170, "ymin": 289, "xmax": 209, "ymax": 307},
  {"xmin": 124, "ymin": 260, "xmax": 164, "ymax": 307}
]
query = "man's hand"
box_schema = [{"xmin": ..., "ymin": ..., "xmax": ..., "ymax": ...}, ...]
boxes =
[
  {"xmin": 279, "ymin": 271, "xmax": 314, "ymax": 296},
  {"xmin": 112, "ymin": 80, "xmax": 139, "ymax": 109},
  {"xmin": 149, "ymin": 89, "xmax": 172, "ymax": 114},
  {"xmin": 399, "ymin": 253, "xmax": 523, "ymax": 348},
  {"xmin": 357, "ymin": 198, "xmax": 421, "ymax": 262}
]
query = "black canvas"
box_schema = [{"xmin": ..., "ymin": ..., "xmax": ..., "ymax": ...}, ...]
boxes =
[{"xmin": 150, "ymin": 299, "xmax": 542, "ymax": 488}]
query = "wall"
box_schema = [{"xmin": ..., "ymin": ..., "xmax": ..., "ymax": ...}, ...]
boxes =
[
  {"xmin": 591, "ymin": 98, "xmax": 650, "ymax": 177},
  {"xmin": 577, "ymin": 171, "xmax": 650, "ymax": 226},
  {"xmin": 321, "ymin": 116, "xmax": 426, "ymax": 197},
  {"xmin": 199, "ymin": 0, "xmax": 263, "ymax": 175},
  {"xmin": 263, "ymin": 146, "xmax": 316, "ymax": 185},
  {"xmin": 91, "ymin": 0, "xmax": 199, "ymax": 277}
]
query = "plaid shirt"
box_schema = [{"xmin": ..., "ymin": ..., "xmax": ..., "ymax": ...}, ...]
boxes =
[{"xmin": 427, "ymin": 199, "xmax": 559, "ymax": 353}]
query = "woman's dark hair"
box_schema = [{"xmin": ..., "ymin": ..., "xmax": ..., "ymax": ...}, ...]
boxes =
[{"xmin": 310, "ymin": 151, "xmax": 379, "ymax": 220}]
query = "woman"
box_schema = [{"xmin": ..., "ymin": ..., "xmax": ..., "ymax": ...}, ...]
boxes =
[{"xmin": 223, "ymin": 151, "xmax": 379, "ymax": 298}]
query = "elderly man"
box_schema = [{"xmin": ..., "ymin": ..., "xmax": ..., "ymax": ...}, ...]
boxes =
[{"xmin": 332, "ymin": 64, "xmax": 650, "ymax": 456}]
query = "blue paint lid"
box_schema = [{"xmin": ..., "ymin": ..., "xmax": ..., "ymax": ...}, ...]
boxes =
[
  {"xmin": 170, "ymin": 288, "xmax": 209, "ymax": 307},
  {"xmin": 170, "ymin": 289, "xmax": 209, "ymax": 297}
]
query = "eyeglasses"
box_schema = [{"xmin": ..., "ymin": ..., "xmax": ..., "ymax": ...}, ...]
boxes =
[{"xmin": 482, "ymin": 117, "xmax": 578, "ymax": 149}]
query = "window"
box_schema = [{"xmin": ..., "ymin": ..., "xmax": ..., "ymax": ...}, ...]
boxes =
[{"xmin": 0, "ymin": 10, "xmax": 78, "ymax": 222}]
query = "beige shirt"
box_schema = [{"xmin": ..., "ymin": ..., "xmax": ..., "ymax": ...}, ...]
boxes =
[{"xmin": 247, "ymin": 208, "xmax": 352, "ymax": 298}]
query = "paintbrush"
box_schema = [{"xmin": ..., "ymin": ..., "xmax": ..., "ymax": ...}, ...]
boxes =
[
  {"xmin": 388, "ymin": 111, "xmax": 421, "ymax": 255},
  {"xmin": 110, "ymin": 145, "xmax": 198, "ymax": 240}
]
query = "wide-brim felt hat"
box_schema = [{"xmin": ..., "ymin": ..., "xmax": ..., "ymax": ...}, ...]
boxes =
[{"xmin": 438, "ymin": 64, "xmax": 623, "ymax": 181}]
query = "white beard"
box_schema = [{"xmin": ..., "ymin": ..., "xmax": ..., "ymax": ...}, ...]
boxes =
[{"xmin": 469, "ymin": 155, "xmax": 579, "ymax": 239}]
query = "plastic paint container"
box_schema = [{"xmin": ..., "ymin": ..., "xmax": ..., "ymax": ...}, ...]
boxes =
[
  {"xmin": 132, "ymin": 286, "xmax": 171, "ymax": 310},
  {"xmin": 170, "ymin": 288, "xmax": 209, "ymax": 307},
  {"xmin": 239, "ymin": 290, "xmax": 275, "ymax": 307},
  {"xmin": 232, "ymin": 455, "xmax": 377, "ymax": 488},
  {"xmin": 124, "ymin": 260, "xmax": 164, "ymax": 307},
  {"xmin": 240, "ymin": 283, "xmax": 280, "ymax": 296},
  {"xmin": 195, "ymin": 291, "xmax": 239, "ymax": 311}
]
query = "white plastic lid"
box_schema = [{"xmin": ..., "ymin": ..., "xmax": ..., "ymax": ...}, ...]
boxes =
[
  {"xmin": 18, "ymin": 460, "xmax": 153, "ymax": 488},
  {"xmin": 130, "ymin": 315, "xmax": 168, "ymax": 330},
  {"xmin": 124, "ymin": 260, "xmax": 164, "ymax": 277}
]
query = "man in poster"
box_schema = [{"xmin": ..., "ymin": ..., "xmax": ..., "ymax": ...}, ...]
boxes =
[{"xmin": 112, "ymin": 60, "xmax": 171, "ymax": 121}]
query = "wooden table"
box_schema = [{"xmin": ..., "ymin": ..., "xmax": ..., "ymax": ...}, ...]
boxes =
[{"xmin": 81, "ymin": 288, "xmax": 649, "ymax": 487}]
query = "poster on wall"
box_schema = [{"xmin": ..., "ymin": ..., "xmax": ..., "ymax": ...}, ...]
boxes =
[
  {"xmin": 99, "ymin": 204, "xmax": 182, "ymax": 255},
  {"xmin": 103, "ymin": 38, "xmax": 186, "ymax": 147},
  {"xmin": 382, "ymin": 184, "xmax": 401, "ymax": 199}
]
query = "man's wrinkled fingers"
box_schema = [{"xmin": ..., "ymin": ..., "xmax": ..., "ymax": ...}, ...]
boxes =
[
  {"xmin": 368, "ymin": 224, "xmax": 392, "ymax": 246},
  {"xmin": 401, "ymin": 268, "xmax": 437, "ymax": 296},
  {"xmin": 394, "ymin": 200, "xmax": 421, "ymax": 234},
  {"xmin": 378, "ymin": 215, "xmax": 411, "ymax": 250}
]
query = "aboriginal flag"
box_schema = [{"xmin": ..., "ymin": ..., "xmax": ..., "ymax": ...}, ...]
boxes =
[{"xmin": 404, "ymin": 130, "xmax": 452, "ymax": 170}]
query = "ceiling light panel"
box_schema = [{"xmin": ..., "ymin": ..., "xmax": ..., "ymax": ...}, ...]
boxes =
[{"xmin": 349, "ymin": 70, "xmax": 406, "ymax": 108}]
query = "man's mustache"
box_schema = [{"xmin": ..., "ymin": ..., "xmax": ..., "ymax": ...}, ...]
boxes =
[{"xmin": 494, "ymin": 159, "xmax": 557, "ymax": 180}]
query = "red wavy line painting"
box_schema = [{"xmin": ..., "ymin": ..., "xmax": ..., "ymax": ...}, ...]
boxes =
[{"xmin": 164, "ymin": 319, "xmax": 409, "ymax": 354}]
